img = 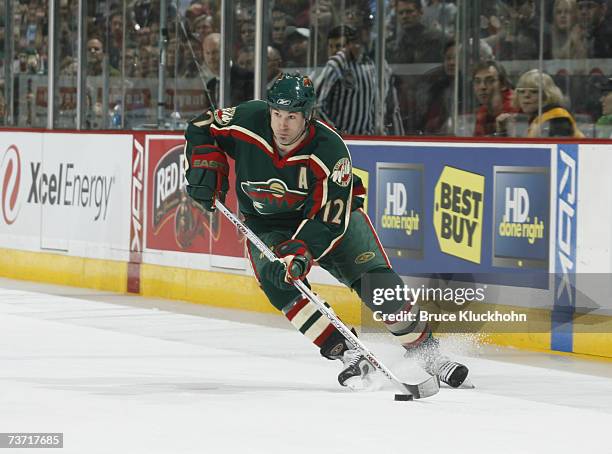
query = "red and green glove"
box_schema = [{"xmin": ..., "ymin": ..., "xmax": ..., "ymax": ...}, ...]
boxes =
[
  {"xmin": 263, "ymin": 239, "xmax": 313, "ymax": 290},
  {"xmin": 185, "ymin": 144, "xmax": 229, "ymax": 211}
]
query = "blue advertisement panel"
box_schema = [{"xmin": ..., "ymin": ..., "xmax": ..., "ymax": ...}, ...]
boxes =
[
  {"xmin": 348, "ymin": 143, "xmax": 552, "ymax": 288},
  {"xmin": 492, "ymin": 167, "xmax": 549, "ymax": 269},
  {"xmin": 552, "ymin": 144, "xmax": 578, "ymax": 352},
  {"xmin": 375, "ymin": 163, "xmax": 423, "ymax": 259}
]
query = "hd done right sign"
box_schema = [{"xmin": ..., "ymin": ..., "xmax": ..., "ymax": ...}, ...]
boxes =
[
  {"xmin": 348, "ymin": 143, "xmax": 553, "ymax": 287},
  {"xmin": 492, "ymin": 166, "xmax": 549, "ymax": 270}
]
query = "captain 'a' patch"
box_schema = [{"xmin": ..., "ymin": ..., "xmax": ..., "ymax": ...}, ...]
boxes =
[{"xmin": 298, "ymin": 166, "xmax": 308, "ymax": 190}]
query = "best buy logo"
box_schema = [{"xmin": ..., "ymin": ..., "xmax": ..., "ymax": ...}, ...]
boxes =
[{"xmin": 433, "ymin": 166, "xmax": 485, "ymax": 264}]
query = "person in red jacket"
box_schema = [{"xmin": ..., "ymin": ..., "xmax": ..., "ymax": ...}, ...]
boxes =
[{"xmin": 472, "ymin": 60, "xmax": 517, "ymax": 136}]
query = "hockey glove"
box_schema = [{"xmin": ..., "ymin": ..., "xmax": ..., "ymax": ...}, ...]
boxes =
[
  {"xmin": 263, "ymin": 239, "xmax": 313, "ymax": 290},
  {"xmin": 185, "ymin": 145, "xmax": 230, "ymax": 211}
]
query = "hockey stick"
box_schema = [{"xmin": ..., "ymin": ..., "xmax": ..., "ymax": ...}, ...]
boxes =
[{"xmin": 215, "ymin": 200, "xmax": 440, "ymax": 400}]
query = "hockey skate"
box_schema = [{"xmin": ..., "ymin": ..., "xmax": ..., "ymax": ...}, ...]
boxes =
[
  {"xmin": 337, "ymin": 349, "xmax": 376, "ymax": 390},
  {"xmin": 405, "ymin": 336, "xmax": 472, "ymax": 389},
  {"xmin": 320, "ymin": 330, "xmax": 377, "ymax": 390}
]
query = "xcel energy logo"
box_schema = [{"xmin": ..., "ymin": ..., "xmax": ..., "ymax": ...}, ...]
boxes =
[{"xmin": 0, "ymin": 145, "xmax": 22, "ymax": 225}]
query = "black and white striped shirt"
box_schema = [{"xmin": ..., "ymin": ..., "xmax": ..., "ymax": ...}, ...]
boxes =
[{"xmin": 315, "ymin": 50, "xmax": 402, "ymax": 135}]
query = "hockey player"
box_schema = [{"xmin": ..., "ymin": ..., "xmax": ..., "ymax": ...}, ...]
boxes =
[{"xmin": 184, "ymin": 73, "xmax": 469, "ymax": 389}]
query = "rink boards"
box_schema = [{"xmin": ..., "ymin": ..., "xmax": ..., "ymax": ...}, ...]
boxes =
[{"xmin": 0, "ymin": 130, "xmax": 611, "ymax": 358}]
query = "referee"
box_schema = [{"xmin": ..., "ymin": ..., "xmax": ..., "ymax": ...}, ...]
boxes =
[{"xmin": 314, "ymin": 25, "xmax": 402, "ymax": 136}]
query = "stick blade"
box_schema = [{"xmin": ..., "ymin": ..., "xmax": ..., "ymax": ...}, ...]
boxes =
[{"xmin": 402, "ymin": 376, "xmax": 440, "ymax": 399}]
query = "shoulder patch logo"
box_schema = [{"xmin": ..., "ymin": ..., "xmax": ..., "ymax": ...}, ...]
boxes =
[
  {"xmin": 331, "ymin": 157, "xmax": 352, "ymax": 187},
  {"xmin": 214, "ymin": 107, "xmax": 236, "ymax": 126},
  {"xmin": 355, "ymin": 251, "xmax": 375, "ymax": 264}
]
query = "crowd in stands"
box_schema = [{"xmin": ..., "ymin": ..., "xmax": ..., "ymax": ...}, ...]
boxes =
[{"xmin": 1, "ymin": 0, "xmax": 612, "ymax": 137}]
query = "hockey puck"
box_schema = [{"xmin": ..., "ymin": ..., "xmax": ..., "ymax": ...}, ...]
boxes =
[{"xmin": 394, "ymin": 394, "xmax": 413, "ymax": 401}]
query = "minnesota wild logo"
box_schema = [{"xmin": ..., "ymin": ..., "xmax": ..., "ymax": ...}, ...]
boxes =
[
  {"xmin": 241, "ymin": 178, "xmax": 308, "ymax": 215},
  {"xmin": 213, "ymin": 107, "xmax": 236, "ymax": 126}
]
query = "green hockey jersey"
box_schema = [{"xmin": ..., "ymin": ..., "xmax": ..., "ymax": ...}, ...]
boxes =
[{"xmin": 184, "ymin": 100, "xmax": 366, "ymax": 261}]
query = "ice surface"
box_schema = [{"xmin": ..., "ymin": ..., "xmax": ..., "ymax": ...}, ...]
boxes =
[{"xmin": 0, "ymin": 281, "xmax": 611, "ymax": 454}]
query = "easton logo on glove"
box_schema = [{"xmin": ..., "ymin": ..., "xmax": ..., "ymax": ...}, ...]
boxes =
[
  {"xmin": 185, "ymin": 145, "xmax": 230, "ymax": 211},
  {"xmin": 191, "ymin": 146, "xmax": 229, "ymax": 175}
]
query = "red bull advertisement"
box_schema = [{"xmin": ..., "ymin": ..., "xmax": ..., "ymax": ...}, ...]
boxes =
[{"xmin": 145, "ymin": 136, "xmax": 243, "ymax": 257}]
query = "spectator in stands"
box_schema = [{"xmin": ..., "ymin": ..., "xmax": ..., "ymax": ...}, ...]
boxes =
[
  {"xmin": 202, "ymin": 32, "xmax": 220, "ymax": 80},
  {"xmin": 416, "ymin": 40, "xmax": 493, "ymax": 135},
  {"xmin": 183, "ymin": 37, "xmax": 206, "ymax": 79},
  {"xmin": 23, "ymin": 48, "xmax": 41, "ymax": 75},
  {"xmin": 133, "ymin": 0, "xmax": 159, "ymax": 29},
  {"xmin": 570, "ymin": 0, "xmax": 612, "ymax": 58},
  {"xmin": 136, "ymin": 25, "xmax": 154, "ymax": 49},
  {"xmin": 109, "ymin": 11, "xmax": 123, "ymax": 71},
  {"xmin": 238, "ymin": 21, "xmax": 256, "ymax": 53},
  {"xmin": 420, "ymin": 40, "xmax": 460, "ymax": 134},
  {"xmin": 166, "ymin": 38, "xmax": 183, "ymax": 78},
  {"xmin": 309, "ymin": 0, "xmax": 339, "ymax": 66},
  {"xmin": 423, "ymin": 0, "xmax": 457, "ymax": 38},
  {"xmin": 14, "ymin": 49, "xmax": 28, "ymax": 74},
  {"xmin": 551, "ymin": 0, "xmax": 578, "ymax": 59},
  {"xmin": 86, "ymin": 37, "xmax": 105, "ymax": 76},
  {"xmin": 202, "ymin": 33, "xmax": 253, "ymax": 106},
  {"xmin": 472, "ymin": 60, "xmax": 517, "ymax": 136},
  {"xmin": 58, "ymin": 0, "xmax": 76, "ymax": 53},
  {"xmin": 595, "ymin": 77, "xmax": 612, "ymax": 138},
  {"xmin": 327, "ymin": 27, "xmax": 346, "ymax": 58},
  {"xmin": 185, "ymin": 3, "xmax": 210, "ymax": 36},
  {"xmin": 284, "ymin": 27, "xmax": 310, "ymax": 67},
  {"xmin": 125, "ymin": 48, "xmax": 142, "ymax": 78},
  {"xmin": 496, "ymin": 69, "xmax": 584, "ymax": 137},
  {"xmin": 58, "ymin": 23, "xmax": 74, "ymax": 60},
  {"xmin": 59, "ymin": 55, "xmax": 78, "ymax": 76},
  {"xmin": 236, "ymin": 46, "xmax": 254, "ymax": 71},
  {"xmin": 271, "ymin": 9, "xmax": 290, "ymax": 60},
  {"xmin": 276, "ymin": 0, "xmax": 310, "ymax": 27},
  {"xmin": 386, "ymin": 0, "xmax": 447, "ymax": 63},
  {"xmin": 494, "ymin": 0, "xmax": 550, "ymax": 60},
  {"xmin": 140, "ymin": 45, "xmax": 159, "ymax": 78},
  {"xmin": 193, "ymin": 15, "xmax": 214, "ymax": 43},
  {"xmin": 339, "ymin": 0, "xmax": 374, "ymax": 53},
  {"xmin": 486, "ymin": 0, "xmax": 550, "ymax": 60},
  {"xmin": 266, "ymin": 46, "xmax": 283, "ymax": 89},
  {"xmin": 23, "ymin": 4, "xmax": 46, "ymax": 51}
]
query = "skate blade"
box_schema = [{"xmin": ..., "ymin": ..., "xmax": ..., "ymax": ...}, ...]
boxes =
[
  {"xmin": 343, "ymin": 375, "xmax": 368, "ymax": 391},
  {"xmin": 458, "ymin": 378, "xmax": 475, "ymax": 389},
  {"xmin": 343, "ymin": 372, "xmax": 380, "ymax": 391}
]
